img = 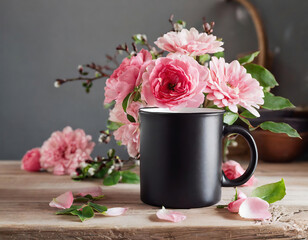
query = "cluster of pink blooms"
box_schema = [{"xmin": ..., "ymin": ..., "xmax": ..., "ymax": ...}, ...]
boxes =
[
  {"xmin": 21, "ymin": 126, "xmax": 95, "ymax": 175},
  {"xmin": 104, "ymin": 27, "xmax": 264, "ymax": 157}
]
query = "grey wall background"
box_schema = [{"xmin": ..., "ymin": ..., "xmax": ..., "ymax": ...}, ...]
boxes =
[{"xmin": 0, "ymin": 0, "xmax": 307, "ymax": 160}]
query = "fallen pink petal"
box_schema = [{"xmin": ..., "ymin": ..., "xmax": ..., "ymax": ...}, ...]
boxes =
[
  {"xmin": 103, "ymin": 207, "xmax": 128, "ymax": 216},
  {"xmin": 156, "ymin": 206, "xmax": 186, "ymax": 223},
  {"xmin": 228, "ymin": 198, "xmax": 246, "ymax": 213},
  {"xmin": 77, "ymin": 186, "xmax": 103, "ymax": 197},
  {"xmin": 237, "ymin": 190, "xmax": 247, "ymax": 200},
  {"xmin": 49, "ymin": 191, "xmax": 74, "ymax": 209},
  {"xmin": 238, "ymin": 197, "xmax": 272, "ymax": 220}
]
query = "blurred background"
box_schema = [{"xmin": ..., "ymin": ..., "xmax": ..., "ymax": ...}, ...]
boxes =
[{"xmin": 1, "ymin": 0, "xmax": 307, "ymax": 160}]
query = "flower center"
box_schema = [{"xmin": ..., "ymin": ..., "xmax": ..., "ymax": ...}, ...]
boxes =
[{"xmin": 168, "ymin": 83, "xmax": 177, "ymax": 91}]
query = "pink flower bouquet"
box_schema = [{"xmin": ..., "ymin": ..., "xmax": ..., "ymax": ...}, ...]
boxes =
[{"xmin": 53, "ymin": 16, "xmax": 299, "ymax": 182}]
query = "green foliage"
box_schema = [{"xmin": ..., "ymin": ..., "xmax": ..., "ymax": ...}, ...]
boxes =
[
  {"xmin": 238, "ymin": 51, "xmax": 259, "ymax": 65},
  {"xmin": 223, "ymin": 112, "xmax": 238, "ymax": 125},
  {"xmin": 260, "ymin": 121, "xmax": 301, "ymax": 138},
  {"xmin": 107, "ymin": 121, "xmax": 124, "ymax": 131},
  {"xmin": 122, "ymin": 92, "xmax": 136, "ymax": 122},
  {"xmin": 244, "ymin": 63, "xmax": 278, "ymax": 88},
  {"xmin": 121, "ymin": 171, "xmax": 140, "ymax": 184},
  {"xmin": 213, "ymin": 51, "xmax": 224, "ymax": 59},
  {"xmin": 88, "ymin": 202, "xmax": 108, "ymax": 213},
  {"xmin": 251, "ymin": 179, "xmax": 286, "ymax": 204},
  {"xmin": 198, "ymin": 54, "xmax": 210, "ymax": 65},
  {"xmin": 104, "ymin": 100, "xmax": 116, "ymax": 109},
  {"xmin": 103, "ymin": 171, "xmax": 121, "ymax": 186},
  {"xmin": 240, "ymin": 110, "xmax": 257, "ymax": 118},
  {"xmin": 262, "ymin": 92, "xmax": 294, "ymax": 110}
]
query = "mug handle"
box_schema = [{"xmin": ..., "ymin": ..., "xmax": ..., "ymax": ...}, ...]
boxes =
[{"xmin": 221, "ymin": 125, "xmax": 258, "ymax": 187}]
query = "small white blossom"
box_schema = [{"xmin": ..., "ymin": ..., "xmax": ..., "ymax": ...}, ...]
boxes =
[
  {"xmin": 80, "ymin": 162, "xmax": 88, "ymax": 169},
  {"xmin": 107, "ymin": 165, "xmax": 115, "ymax": 175},
  {"xmin": 77, "ymin": 65, "xmax": 83, "ymax": 71},
  {"xmin": 70, "ymin": 171, "xmax": 77, "ymax": 177},
  {"xmin": 88, "ymin": 167, "xmax": 95, "ymax": 176},
  {"xmin": 54, "ymin": 81, "xmax": 61, "ymax": 88},
  {"xmin": 174, "ymin": 23, "xmax": 184, "ymax": 32}
]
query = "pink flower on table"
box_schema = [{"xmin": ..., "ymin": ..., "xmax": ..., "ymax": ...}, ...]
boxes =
[
  {"xmin": 49, "ymin": 191, "xmax": 74, "ymax": 209},
  {"xmin": 227, "ymin": 190, "xmax": 247, "ymax": 213},
  {"xmin": 222, "ymin": 160, "xmax": 257, "ymax": 187},
  {"xmin": 21, "ymin": 148, "xmax": 41, "ymax": 172},
  {"xmin": 77, "ymin": 186, "xmax": 103, "ymax": 197},
  {"xmin": 104, "ymin": 49, "xmax": 152, "ymax": 104},
  {"xmin": 156, "ymin": 206, "xmax": 186, "ymax": 223},
  {"xmin": 103, "ymin": 207, "xmax": 128, "ymax": 216},
  {"xmin": 205, "ymin": 57, "xmax": 264, "ymax": 117},
  {"xmin": 109, "ymin": 101, "xmax": 144, "ymax": 157},
  {"xmin": 155, "ymin": 27, "xmax": 224, "ymax": 56},
  {"xmin": 142, "ymin": 54, "xmax": 209, "ymax": 109},
  {"xmin": 40, "ymin": 126, "xmax": 95, "ymax": 175},
  {"xmin": 238, "ymin": 197, "xmax": 271, "ymax": 220}
]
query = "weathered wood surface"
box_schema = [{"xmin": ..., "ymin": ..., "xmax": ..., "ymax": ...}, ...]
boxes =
[{"xmin": 0, "ymin": 160, "xmax": 308, "ymax": 240}]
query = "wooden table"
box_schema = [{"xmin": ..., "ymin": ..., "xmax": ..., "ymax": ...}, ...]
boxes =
[{"xmin": 0, "ymin": 161, "xmax": 308, "ymax": 239}]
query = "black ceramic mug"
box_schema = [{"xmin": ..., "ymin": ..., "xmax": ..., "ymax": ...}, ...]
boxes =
[{"xmin": 139, "ymin": 108, "xmax": 258, "ymax": 209}]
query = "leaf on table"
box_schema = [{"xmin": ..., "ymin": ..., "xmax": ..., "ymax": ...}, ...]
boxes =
[{"xmin": 251, "ymin": 179, "xmax": 286, "ymax": 204}]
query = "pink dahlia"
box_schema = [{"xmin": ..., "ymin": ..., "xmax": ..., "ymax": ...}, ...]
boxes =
[
  {"xmin": 142, "ymin": 53, "xmax": 209, "ymax": 109},
  {"xmin": 205, "ymin": 57, "xmax": 264, "ymax": 117},
  {"xmin": 40, "ymin": 126, "xmax": 95, "ymax": 175},
  {"xmin": 104, "ymin": 49, "xmax": 152, "ymax": 104},
  {"xmin": 109, "ymin": 101, "xmax": 144, "ymax": 157},
  {"xmin": 154, "ymin": 27, "xmax": 224, "ymax": 56}
]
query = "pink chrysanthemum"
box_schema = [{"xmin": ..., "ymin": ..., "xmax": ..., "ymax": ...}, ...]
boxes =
[
  {"xmin": 154, "ymin": 28, "xmax": 224, "ymax": 56},
  {"xmin": 205, "ymin": 57, "xmax": 264, "ymax": 117},
  {"xmin": 40, "ymin": 126, "xmax": 95, "ymax": 175},
  {"xmin": 104, "ymin": 49, "xmax": 152, "ymax": 104}
]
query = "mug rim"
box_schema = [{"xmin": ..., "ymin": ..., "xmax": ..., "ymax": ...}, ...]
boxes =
[{"xmin": 139, "ymin": 107, "xmax": 225, "ymax": 115}]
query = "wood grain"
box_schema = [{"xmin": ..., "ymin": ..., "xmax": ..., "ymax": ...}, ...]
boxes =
[{"xmin": 0, "ymin": 161, "xmax": 308, "ymax": 239}]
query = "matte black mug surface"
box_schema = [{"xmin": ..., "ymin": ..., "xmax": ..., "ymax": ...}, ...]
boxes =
[{"xmin": 139, "ymin": 108, "xmax": 258, "ymax": 209}]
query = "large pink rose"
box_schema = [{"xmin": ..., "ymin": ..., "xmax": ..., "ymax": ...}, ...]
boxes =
[
  {"xmin": 222, "ymin": 160, "xmax": 257, "ymax": 187},
  {"xmin": 104, "ymin": 49, "xmax": 152, "ymax": 104},
  {"xmin": 109, "ymin": 101, "xmax": 144, "ymax": 157},
  {"xmin": 21, "ymin": 148, "xmax": 41, "ymax": 172},
  {"xmin": 40, "ymin": 126, "xmax": 95, "ymax": 175},
  {"xmin": 205, "ymin": 57, "xmax": 264, "ymax": 117},
  {"xmin": 154, "ymin": 28, "xmax": 224, "ymax": 56},
  {"xmin": 141, "ymin": 54, "xmax": 209, "ymax": 109}
]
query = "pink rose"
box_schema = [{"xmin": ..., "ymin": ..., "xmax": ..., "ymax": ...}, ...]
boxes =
[
  {"xmin": 142, "ymin": 54, "xmax": 209, "ymax": 109},
  {"xmin": 109, "ymin": 101, "xmax": 145, "ymax": 157},
  {"xmin": 205, "ymin": 57, "xmax": 264, "ymax": 117},
  {"xmin": 40, "ymin": 126, "xmax": 95, "ymax": 175},
  {"xmin": 222, "ymin": 160, "xmax": 257, "ymax": 187},
  {"xmin": 21, "ymin": 148, "xmax": 41, "ymax": 172},
  {"xmin": 104, "ymin": 49, "xmax": 152, "ymax": 104},
  {"xmin": 154, "ymin": 27, "xmax": 224, "ymax": 56}
]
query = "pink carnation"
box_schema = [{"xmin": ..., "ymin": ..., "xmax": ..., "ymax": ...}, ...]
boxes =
[
  {"xmin": 109, "ymin": 101, "xmax": 144, "ymax": 157},
  {"xmin": 142, "ymin": 54, "xmax": 209, "ymax": 109},
  {"xmin": 222, "ymin": 160, "xmax": 257, "ymax": 187},
  {"xmin": 104, "ymin": 49, "xmax": 152, "ymax": 104},
  {"xmin": 154, "ymin": 28, "xmax": 224, "ymax": 56},
  {"xmin": 21, "ymin": 148, "xmax": 41, "ymax": 172},
  {"xmin": 205, "ymin": 57, "xmax": 264, "ymax": 117},
  {"xmin": 40, "ymin": 126, "xmax": 95, "ymax": 175}
]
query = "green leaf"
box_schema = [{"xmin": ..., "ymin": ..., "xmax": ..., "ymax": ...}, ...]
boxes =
[
  {"xmin": 223, "ymin": 112, "xmax": 238, "ymax": 125},
  {"xmin": 107, "ymin": 121, "xmax": 124, "ymax": 131},
  {"xmin": 260, "ymin": 121, "xmax": 301, "ymax": 138},
  {"xmin": 198, "ymin": 54, "xmax": 210, "ymax": 65},
  {"xmin": 244, "ymin": 63, "xmax": 278, "ymax": 88},
  {"xmin": 79, "ymin": 206, "xmax": 95, "ymax": 221},
  {"xmin": 122, "ymin": 92, "xmax": 133, "ymax": 113},
  {"xmin": 104, "ymin": 100, "xmax": 116, "ymax": 109},
  {"xmin": 238, "ymin": 51, "xmax": 260, "ymax": 65},
  {"xmin": 234, "ymin": 188, "xmax": 238, "ymax": 201},
  {"xmin": 116, "ymin": 140, "xmax": 122, "ymax": 146},
  {"xmin": 216, "ymin": 205, "xmax": 228, "ymax": 209},
  {"xmin": 127, "ymin": 114, "xmax": 136, "ymax": 123},
  {"xmin": 213, "ymin": 51, "xmax": 224, "ymax": 59},
  {"xmin": 107, "ymin": 149, "xmax": 115, "ymax": 158},
  {"xmin": 103, "ymin": 171, "xmax": 121, "ymax": 186},
  {"xmin": 238, "ymin": 116, "xmax": 257, "ymax": 131},
  {"xmin": 262, "ymin": 92, "xmax": 295, "ymax": 110},
  {"xmin": 88, "ymin": 202, "xmax": 108, "ymax": 213},
  {"xmin": 176, "ymin": 20, "xmax": 186, "ymax": 27},
  {"xmin": 94, "ymin": 167, "xmax": 109, "ymax": 178},
  {"xmin": 121, "ymin": 171, "xmax": 140, "ymax": 184},
  {"xmin": 251, "ymin": 179, "xmax": 286, "ymax": 204},
  {"xmin": 56, "ymin": 205, "xmax": 82, "ymax": 215},
  {"xmin": 240, "ymin": 110, "xmax": 257, "ymax": 118},
  {"xmin": 133, "ymin": 91, "xmax": 141, "ymax": 102}
]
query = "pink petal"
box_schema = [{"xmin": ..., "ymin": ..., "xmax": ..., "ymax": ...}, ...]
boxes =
[
  {"xmin": 103, "ymin": 207, "xmax": 128, "ymax": 216},
  {"xmin": 49, "ymin": 191, "xmax": 74, "ymax": 209},
  {"xmin": 227, "ymin": 198, "xmax": 246, "ymax": 213},
  {"xmin": 156, "ymin": 207, "xmax": 186, "ymax": 223},
  {"xmin": 237, "ymin": 190, "xmax": 247, "ymax": 200},
  {"xmin": 239, "ymin": 197, "xmax": 272, "ymax": 220},
  {"xmin": 77, "ymin": 186, "xmax": 103, "ymax": 197}
]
